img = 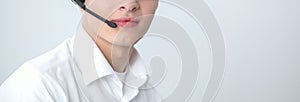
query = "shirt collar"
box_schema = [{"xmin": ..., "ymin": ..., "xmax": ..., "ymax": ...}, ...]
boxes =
[
  {"xmin": 73, "ymin": 23, "xmax": 150, "ymax": 87},
  {"xmin": 124, "ymin": 49, "xmax": 149, "ymax": 88}
]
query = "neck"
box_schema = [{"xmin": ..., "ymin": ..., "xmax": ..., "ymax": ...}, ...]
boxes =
[
  {"xmin": 97, "ymin": 38, "xmax": 134, "ymax": 73},
  {"xmin": 82, "ymin": 22, "xmax": 134, "ymax": 73}
]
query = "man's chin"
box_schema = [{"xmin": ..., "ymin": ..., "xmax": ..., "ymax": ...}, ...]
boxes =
[
  {"xmin": 111, "ymin": 37, "xmax": 142, "ymax": 47},
  {"xmin": 111, "ymin": 41, "xmax": 136, "ymax": 48}
]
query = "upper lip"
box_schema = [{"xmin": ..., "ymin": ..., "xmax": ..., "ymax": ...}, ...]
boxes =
[{"xmin": 111, "ymin": 17, "xmax": 139, "ymax": 22}]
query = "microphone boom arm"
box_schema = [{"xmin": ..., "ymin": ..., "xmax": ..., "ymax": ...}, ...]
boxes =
[{"xmin": 72, "ymin": 0, "xmax": 118, "ymax": 28}]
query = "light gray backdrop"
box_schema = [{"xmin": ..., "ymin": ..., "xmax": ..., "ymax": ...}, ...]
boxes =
[{"xmin": 1, "ymin": 0, "xmax": 300, "ymax": 102}]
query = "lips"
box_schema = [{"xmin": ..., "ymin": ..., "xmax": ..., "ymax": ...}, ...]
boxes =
[{"xmin": 111, "ymin": 18, "xmax": 139, "ymax": 27}]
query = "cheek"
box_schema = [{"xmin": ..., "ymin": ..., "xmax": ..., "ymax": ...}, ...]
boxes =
[
  {"xmin": 88, "ymin": 0, "xmax": 121, "ymax": 17},
  {"xmin": 140, "ymin": 1, "xmax": 158, "ymax": 14}
]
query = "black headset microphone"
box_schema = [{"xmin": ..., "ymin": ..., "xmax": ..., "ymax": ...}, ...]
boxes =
[{"xmin": 72, "ymin": 0, "xmax": 118, "ymax": 28}]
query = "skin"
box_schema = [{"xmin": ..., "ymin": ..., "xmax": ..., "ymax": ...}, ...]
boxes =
[{"xmin": 80, "ymin": 0, "xmax": 158, "ymax": 72}]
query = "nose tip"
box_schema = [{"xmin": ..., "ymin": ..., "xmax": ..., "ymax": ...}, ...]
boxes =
[{"xmin": 119, "ymin": 2, "xmax": 140, "ymax": 12}]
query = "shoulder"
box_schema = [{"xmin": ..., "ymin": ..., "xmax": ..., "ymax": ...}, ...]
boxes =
[
  {"xmin": 0, "ymin": 38, "xmax": 77, "ymax": 101},
  {"xmin": 21, "ymin": 38, "xmax": 75, "ymax": 82},
  {"xmin": 0, "ymin": 64, "xmax": 54, "ymax": 101}
]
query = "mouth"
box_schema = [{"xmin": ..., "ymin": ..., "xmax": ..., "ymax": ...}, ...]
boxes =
[{"xmin": 111, "ymin": 17, "xmax": 139, "ymax": 27}]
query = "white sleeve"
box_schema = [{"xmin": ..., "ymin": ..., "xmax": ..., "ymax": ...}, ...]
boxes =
[{"xmin": 0, "ymin": 66, "xmax": 57, "ymax": 102}]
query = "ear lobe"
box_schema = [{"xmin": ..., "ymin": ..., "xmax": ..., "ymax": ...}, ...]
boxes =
[{"xmin": 77, "ymin": 0, "xmax": 85, "ymax": 13}]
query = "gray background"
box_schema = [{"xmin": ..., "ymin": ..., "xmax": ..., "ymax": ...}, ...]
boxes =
[
  {"xmin": 1, "ymin": 0, "xmax": 300, "ymax": 102},
  {"xmin": 0, "ymin": 0, "xmax": 80, "ymax": 83},
  {"xmin": 207, "ymin": 0, "xmax": 300, "ymax": 102}
]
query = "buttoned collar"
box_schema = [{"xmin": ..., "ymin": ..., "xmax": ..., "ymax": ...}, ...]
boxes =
[{"xmin": 72, "ymin": 23, "xmax": 149, "ymax": 88}]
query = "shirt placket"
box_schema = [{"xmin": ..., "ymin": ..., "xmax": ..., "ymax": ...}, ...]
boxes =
[{"xmin": 110, "ymin": 75, "xmax": 124, "ymax": 101}]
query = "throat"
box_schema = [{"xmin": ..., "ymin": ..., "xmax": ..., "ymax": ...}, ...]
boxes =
[{"xmin": 96, "ymin": 38, "xmax": 134, "ymax": 73}]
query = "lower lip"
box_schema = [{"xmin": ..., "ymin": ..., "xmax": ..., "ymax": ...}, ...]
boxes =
[{"xmin": 113, "ymin": 21, "xmax": 139, "ymax": 27}]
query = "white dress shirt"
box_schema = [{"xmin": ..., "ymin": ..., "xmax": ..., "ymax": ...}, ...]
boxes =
[{"xmin": 0, "ymin": 24, "xmax": 161, "ymax": 102}]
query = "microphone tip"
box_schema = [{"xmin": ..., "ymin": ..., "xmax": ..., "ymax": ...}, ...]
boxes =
[{"xmin": 107, "ymin": 22, "xmax": 118, "ymax": 28}]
